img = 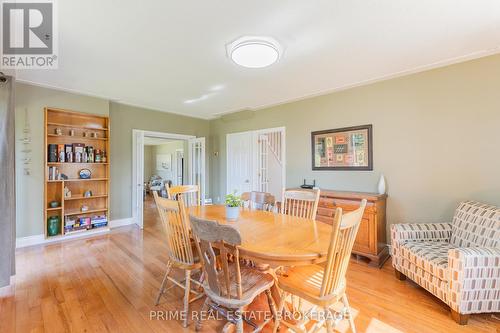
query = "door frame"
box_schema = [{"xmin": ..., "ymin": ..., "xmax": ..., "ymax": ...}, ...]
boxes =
[
  {"xmin": 132, "ymin": 129, "xmax": 196, "ymax": 228},
  {"xmin": 225, "ymin": 126, "xmax": 286, "ymax": 197}
]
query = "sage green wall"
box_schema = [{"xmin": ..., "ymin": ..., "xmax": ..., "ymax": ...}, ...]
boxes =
[
  {"xmin": 144, "ymin": 145, "xmax": 153, "ymax": 180},
  {"xmin": 151, "ymin": 141, "xmax": 186, "ymax": 184},
  {"xmin": 209, "ymin": 54, "xmax": 500, "ymax": 233},
  {"xmin": 109, "ymin": 103, "xmax": 210, "ymax": 220},
  {"xmin": 15, "ymin": 83, "xmax": 109, "ymax": 237}
]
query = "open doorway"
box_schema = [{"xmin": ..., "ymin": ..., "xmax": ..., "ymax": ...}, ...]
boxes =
[
  {"xmin": 143, "ymin": 137, "xmax": 187, "ymax": 198},
  {"xmin": 132, "ymin": 130, "xmax": 205, "ymax": 229}
]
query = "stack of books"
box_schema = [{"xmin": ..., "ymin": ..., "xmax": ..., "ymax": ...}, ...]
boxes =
[
  {"xmin": 91, "ymin": 215, "xmax": 108, "ymax": 229},
  {"xmin": 64, "ymin": 216, "xmax": 91, "ymax": 234},
  {"xmin": 48, "ymin": 166, "xmax": 59, "ymax": 180},
  {"xmin": 64, "ymin": 215, "xmax": 108, "ymax": 233}
]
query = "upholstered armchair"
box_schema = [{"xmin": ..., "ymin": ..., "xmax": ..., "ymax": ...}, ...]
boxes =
[{"xmin": 391, "ymin": 201, "xmax": 500, "ymax": 325}]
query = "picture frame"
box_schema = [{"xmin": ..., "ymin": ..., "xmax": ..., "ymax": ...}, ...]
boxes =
[
  {"xmin": 156, "ymin": 154, "xmax": 172, "ymax": 171},
  {"xmin": 311, "ymin": 124, "xmax": 373, "ymax": 170}
]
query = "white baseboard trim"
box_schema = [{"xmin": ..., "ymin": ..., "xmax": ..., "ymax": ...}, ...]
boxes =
[
  {"xmin": 16, "ymin": 218, "xmax": 136, "ymax": 249},
  {"xmin": 16, "ymin": 234, "xmax": 45, "ymax": 248},
  {"xmin": 0, "ymin": 276, "xmax": 16, "ymax": 297},
  {"xmin": 109, "ymin": 217, "xmax": 135, "ymax": 229}
]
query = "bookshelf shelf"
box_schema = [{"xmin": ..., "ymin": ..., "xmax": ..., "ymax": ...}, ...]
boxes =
[
  {"xmin": 46, "ymin": 226, "xmax": 110, "ymax": 239},
  {"xmin": 64, "ymin": 194, "xmax": 108, "ymax": 201},
  {"xmin": 47, "ymin": 122, "xmax": 108, "ymax": 131},
  {"xmin": 65, "ymin": 208, "xmax": 108, "ymax": 216},
  {"xmin": 64, "ymin": 178, "xmax": 109, "ymax": 182},
  {"xmin": 47, "ymin": 133, "xmax": 108, "ymax": 141},
  {"xmin": 48, "ymin": 162, "xmax": 109, "ymax": 165},
  {"xmin": 44, "ymin": 108, "xmax": 110, "ymax": 238}
]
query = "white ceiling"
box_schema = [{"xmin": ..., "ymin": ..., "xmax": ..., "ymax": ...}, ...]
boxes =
[{"xmin": 15, "ymin": 1, "xmax": 500, "ymax": 119}]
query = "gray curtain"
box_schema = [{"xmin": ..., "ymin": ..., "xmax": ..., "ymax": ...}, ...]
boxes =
[{"xmin": 0, "ymin": 75, "xmax": 15, "ymax": 288}]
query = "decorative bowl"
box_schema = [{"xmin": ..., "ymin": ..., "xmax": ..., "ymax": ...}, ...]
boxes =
[{"xmin": 79, "ymin": 169, "xmax": 91, "ymax": 179}]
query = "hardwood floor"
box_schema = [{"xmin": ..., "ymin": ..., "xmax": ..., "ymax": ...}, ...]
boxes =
[{"xmin": 1, "ymin": 196, "xmax": 498, "ymax": 333}]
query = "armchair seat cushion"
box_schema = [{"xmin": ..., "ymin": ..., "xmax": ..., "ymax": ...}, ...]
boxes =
[{"xmin": 400, "ymin": 241, "xmax": 457, "ymax": 281}]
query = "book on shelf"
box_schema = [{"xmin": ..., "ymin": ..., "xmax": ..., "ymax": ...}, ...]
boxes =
[
  {"xmin": 73, "ymin": 143, "xmax": 85, "ymax": 163},
  {"xmin": 64, "ymin": 144, "xmax": 73, "ymax": 163},
  {"xmin": 47, "ymin": 143, "xmax": 108, "ymax": 164},
  {"xmin": 64, "ymin": 215, "xmax": 108, "ymax": 232},
  {"xmin": 48, "ymin": 166, "xmax": 59, "ymax": 180},
  {"xmin": 48, "ymin": 144, "xmax": 58, "ymax": 162},
  {"xmin": 57, "ymin": 144, "xmax": 65, "ymax": 162}
]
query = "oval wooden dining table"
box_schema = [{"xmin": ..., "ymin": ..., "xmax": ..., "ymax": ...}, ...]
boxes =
[{"xmin": 188, "ymin": 205, "xmax": 333, "ymax": 267}]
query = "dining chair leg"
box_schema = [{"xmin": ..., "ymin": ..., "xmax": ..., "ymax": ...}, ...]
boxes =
[
  {"xmin": 265, "ymin": 289, "xmax": 278, "ymax": 323},
  {"xmin": 273, "ymin": 291, "xmax": 288, "ymax": 333},
  {"xmin": 196, "ymin": 297, "xmax": 210, "ymax": 332},
  {"xmin": 183, "ymin": 270, "xmax": 191, "ymax": 328},
  {"xmin": 155, "ymin": 261, "xmax": 172, "ymax": 305},
  {"xmin": 198, "ymin": 270, "xmax": 205, "ymax": 291},
  {"xmin": 342, "ymin": 294, "xmax": 356, "ymax": 333},
  {"xmin": 235, "ymin": 308, "xmax": 244, "ymax": 333},
  {"xmin": 324, "ymin": 307, "xmax": 334, "ymax": 333}
]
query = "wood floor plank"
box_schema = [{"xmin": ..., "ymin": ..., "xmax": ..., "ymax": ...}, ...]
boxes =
[{"xmin": 1, "ymin": 195, "xmax": 499, "ymax": 333}]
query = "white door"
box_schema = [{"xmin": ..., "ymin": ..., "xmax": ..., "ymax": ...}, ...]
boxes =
[
  {"xmin": 132, "ymin": 130, "xmax": 144, "ymax": 228},
  {"xmin": 188, "ymin": 137, "xmax": 206, "ymax": 204},
  {"xmin": 226, "ymin": 132, "xmax": 253, "ymax": 196}
]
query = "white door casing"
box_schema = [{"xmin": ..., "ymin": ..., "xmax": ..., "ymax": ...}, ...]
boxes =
[
  {"xmin": 188, "ymin": 137, "xmax": 206, "ymax": 204},
  {"xmin": 132, "ymin": 130, "xmax": 200, "ymax": 227},
  {"xmin": 132, "ymin": 130, "xmax": 144, "ymax": 228}
]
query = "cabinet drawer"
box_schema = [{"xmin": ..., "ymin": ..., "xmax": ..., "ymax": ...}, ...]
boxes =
[
  {"xmin": 315, "ymin": 215, "xmax": 333, "ymax": 225},
  {"xmin": 318, "ymin": 198, "xmax": 337, "ymax": 209},
  {"xmin": 317, "ymin": 207, "xmax": 336, "ymax": 218},
  {"xmin": 319, "ymin": 197, "xmax": 376, "ymax": 213}
]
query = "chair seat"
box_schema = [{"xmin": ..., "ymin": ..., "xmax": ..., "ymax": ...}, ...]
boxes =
[
  {"xmin": 399, "ymin": 241, "xmax": 456, "ymax": 281},
  {"xmin": 277, "ymin": 264, "xmax": 345, "ymax": 307},
  {"xmin": 204, "ymin": 264, "xmax": 274, "ymax": 309}
]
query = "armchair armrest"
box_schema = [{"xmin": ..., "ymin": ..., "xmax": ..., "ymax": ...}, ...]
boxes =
[
  {"xmin": 391, "ymin": 223, "xmax": 453, "ymax": 246},
  {"xmin": 448, "ymin": 247, "xmax": 500, "ymax": 314}
]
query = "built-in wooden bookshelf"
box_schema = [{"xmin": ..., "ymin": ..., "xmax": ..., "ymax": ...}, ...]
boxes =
[{"xmin": 44, "ymin": 108, "xmax": 110, "ymax": 238}]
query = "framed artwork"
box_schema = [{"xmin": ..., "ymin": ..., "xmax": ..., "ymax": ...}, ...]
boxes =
[
  {"xmin": 311, "ymin": 124, "xmax": 373, "ymax": 170},
  {"xmin": 156, "ymin": 154, "xmax": 172, "ymax": 171}
]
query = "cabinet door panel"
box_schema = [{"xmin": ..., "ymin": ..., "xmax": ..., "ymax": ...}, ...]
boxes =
[{"xmin": 353, "ymin": 216, "xmax": 371, "ymax": 253}]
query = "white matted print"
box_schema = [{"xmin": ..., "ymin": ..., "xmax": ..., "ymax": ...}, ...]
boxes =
[{"xmin": 156, "ymin": 154, "xmax": 172, "ymax": 171}]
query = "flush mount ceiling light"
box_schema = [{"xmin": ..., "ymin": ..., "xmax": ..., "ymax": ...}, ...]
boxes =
[{"xmin": 227, "ymin": 36, "xmax": 282, "ymax": 68}]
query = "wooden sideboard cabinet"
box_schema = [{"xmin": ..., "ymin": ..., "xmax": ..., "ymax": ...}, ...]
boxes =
[{"xmin": 315, "ymin": 189, "xmax": 389, "ymax": 268}]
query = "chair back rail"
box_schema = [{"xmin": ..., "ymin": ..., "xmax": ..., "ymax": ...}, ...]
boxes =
[
  {"xmin": 167, "ymin": 184, "xmax": 201, "ymax": 207},
  {"xmin": 241, "ymin": 191, "xmax": 275, "ymax": 211},
  {"xmin": 281, "ymin": 189, "xmax": 320, "ymax": 220},
  {"xmin": 189, "ymin": 215, "xmax": 243, "ymax": 299},
  {"xmin": 320, "ymin": 199, "xmax": 366, "ymax": 297},
  {"xmin": 153, "ymin": 191, "xmax": 195, "ymax": 266}
]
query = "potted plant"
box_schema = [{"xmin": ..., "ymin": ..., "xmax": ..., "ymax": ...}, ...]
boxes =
[{"xmin": 225, "ymin": 192, "xmax": 242, "ymax": 220}]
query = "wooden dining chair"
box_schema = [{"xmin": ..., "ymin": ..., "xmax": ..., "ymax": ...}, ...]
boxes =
[
  {"xmin": 167, "ymin": 184, "xmax": 201, "ymax": 206},
  {"xmin": 189, "ymin": 215, "xmax": 278, "ymax": 333},
  {"xmin": 152, "ymin": 191, "xmax": 204, "ymax": 328},
  {"xmin": 280, "ymin": 189, "xmax": 320, "ymax": 220},
  {"xmin": 273, "ymin": 199, "xmax": 367, "ymax": 333},
  {"xmin": 241, "ymin": 191, "xmax": 276, "ymax": 211}
]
